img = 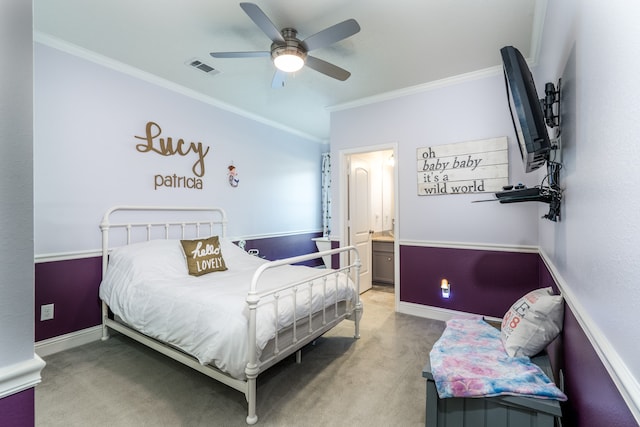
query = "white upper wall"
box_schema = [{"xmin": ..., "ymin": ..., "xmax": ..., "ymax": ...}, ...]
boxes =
[
  {"xmin": 330, "ymin": 72, "xmax": 540, "ymax": 247},
  {"xmin": 34, "ymin": 43, "xmax": 325, "ymax": 256},
  {"xmin": 537, "ymin": 0, "xmax": 640, "ymax": 406}
]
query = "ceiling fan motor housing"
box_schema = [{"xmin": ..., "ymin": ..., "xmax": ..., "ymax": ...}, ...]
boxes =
[{"xmin": 271, "ymin": 28, "xmax": 307, "ymax": 64}]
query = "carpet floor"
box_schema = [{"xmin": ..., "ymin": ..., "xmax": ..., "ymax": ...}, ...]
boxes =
[{"xmin": 35, "ymin": 289, "xmax": 445, "ymax": 427}]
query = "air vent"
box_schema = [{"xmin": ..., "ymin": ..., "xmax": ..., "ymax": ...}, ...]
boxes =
[{"xmin": 186, "ymin": 58, "xmax": 220, "ymax": 76}]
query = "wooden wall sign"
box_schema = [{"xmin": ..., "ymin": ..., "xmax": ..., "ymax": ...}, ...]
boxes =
[
  {"xmin": 417, "ymin": 137, "xmax": 508, "ymax": 196},
  {"xmin": 134, "ymin": 121, "xmax": 210, "ymax": 190}
]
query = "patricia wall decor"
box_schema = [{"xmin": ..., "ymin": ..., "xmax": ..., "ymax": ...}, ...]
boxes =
[
  {"xmin": 134, "ymin": 121, "xmax": 210, "ymax": 190},
  {"xmin": 417, "ymin": 137, "xmax": 508, "ymax": 196}
]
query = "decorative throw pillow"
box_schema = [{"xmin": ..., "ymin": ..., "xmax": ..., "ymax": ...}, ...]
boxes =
[
  {"xmin": 180, "ymin": 236, "xmax": 228, "ymax": 276},
  {"xmin": 501, "ymin": 287, "xmax": 564, "ymax": 357}
]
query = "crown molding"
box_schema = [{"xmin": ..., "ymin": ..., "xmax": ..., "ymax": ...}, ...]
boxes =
[
  {"xmin": 328, "ymin": 66, "xmax": 503, "ymax": 113},
  {"xmin": 33, "ymin": 32, "xmax": 324, "ymax": 143}
]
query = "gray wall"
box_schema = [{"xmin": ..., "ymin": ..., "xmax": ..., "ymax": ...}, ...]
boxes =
[{"xmin": 0, "ymin": 0, "xmax": 34, "ymax": 369}]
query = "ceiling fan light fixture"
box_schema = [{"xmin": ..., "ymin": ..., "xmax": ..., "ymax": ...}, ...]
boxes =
[
  {"xmin": 274, "ymin": 53, "xmax": 305, "ymax": 72},
  {"xmin": 271, "ymin": 30, "xmax": 307, "ymax": 73}
]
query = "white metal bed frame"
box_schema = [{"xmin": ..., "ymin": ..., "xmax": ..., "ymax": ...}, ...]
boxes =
[{"xmin": 99, "ymin": 206, "xmax": 362, "ymax": 424}]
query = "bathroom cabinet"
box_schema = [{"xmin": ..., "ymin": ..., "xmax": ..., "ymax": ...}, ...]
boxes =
[{"xmin": 372, "ymin": 240, "xmax": 394, "ymax": 284}]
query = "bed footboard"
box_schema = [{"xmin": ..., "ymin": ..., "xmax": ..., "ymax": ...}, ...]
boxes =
[{"xmin": 244, "ymin": 245, "xmax": 361, "ymax": 424}]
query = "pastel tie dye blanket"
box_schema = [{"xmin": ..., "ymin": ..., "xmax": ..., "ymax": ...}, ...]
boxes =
[{"xmin": 429, "ymin": 317, "xmax": 567, "ymax": 400}]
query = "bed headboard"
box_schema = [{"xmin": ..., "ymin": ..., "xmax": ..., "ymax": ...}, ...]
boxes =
[{"xmin": 99, "ymin": 205, "xmax": 227, "ymax": 277}]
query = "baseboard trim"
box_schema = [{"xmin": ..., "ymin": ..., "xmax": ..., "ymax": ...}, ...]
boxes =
[
  {"xmin": 35, "ymin": 326, "xmax": 103, "ymax": 358},
  {"xmin": 0, "ymin": 355, "xmax": 46, "ymax": 399},
  {"xmin": 397, "ymin": 300, "xmax": 501, "ymax": 323}
]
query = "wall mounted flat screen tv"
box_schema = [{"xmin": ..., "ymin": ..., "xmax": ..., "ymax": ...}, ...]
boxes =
[{"xmin": 500, "ymin": 46, "xmax": 551, "ymax": 173}]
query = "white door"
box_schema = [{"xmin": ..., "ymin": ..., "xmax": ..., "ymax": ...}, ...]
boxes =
[{"xmin": 349, "ymin": 157, "xmax": 372, "ymax": 293}]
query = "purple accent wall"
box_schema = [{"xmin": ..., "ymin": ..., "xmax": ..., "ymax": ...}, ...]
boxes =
[
  {"xmin": 241, "ymin": 232, "xmax": 324, "ymax": 267},
  {"xmin": 539, "ymin": 259, "xmax": 637, "ymax": 426},
  {"xmin": 34, "ymin": 256, "xmax": 103, "ymax": 341},
  {"xmin": 0, "ymin": 388, "xmax": 34, "ymax": 427},
  {"xmin": 538, "ymin": 260, "xmax": 560, "ymax": 292},
  {"xmin": 34, "ymin": 233, "xmax": 324, "ymax": 341},
  {"xmin": 331, "ymin": 239, "xmax": 340, "ymax": 269},
  {"xmin": 538, "ymin": 259, "xmax": 565, "ymax": 387},
  {"xmin": 399, "ymin": 245, "xmax": 540, "ymax": 318},
  {"xmin": 400, "ymin": 244, "xmax": 638, "ymax": 427},
  {"xmin": 561, "ymin": 308, "xmax": 638, "ymax": 427},
  {"xmin": 34, "ymin": 240, "xmax": 638, "ymax": 426}
]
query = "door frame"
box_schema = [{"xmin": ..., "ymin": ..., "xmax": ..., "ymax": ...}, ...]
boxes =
[{"xmin": 339, "ymin": 142, "xmax": 399, "ymax": 305}]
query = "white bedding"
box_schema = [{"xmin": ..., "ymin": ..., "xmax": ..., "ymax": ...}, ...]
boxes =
[{"xmin": 99, "ymin": 238, "xmax": 356, "ymax": 379}]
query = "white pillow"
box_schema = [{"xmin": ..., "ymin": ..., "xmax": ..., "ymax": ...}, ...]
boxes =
[
  {"xmin": 501, "ymin": 287, "xmax": 564, "ymax": 357},
  {"xmin": 107, "ymin": 239, "xmax": 188, "ymax": 280},
  {"xmin": 219, "ymin": 239, "xmax": 268, "ymax": 270}
]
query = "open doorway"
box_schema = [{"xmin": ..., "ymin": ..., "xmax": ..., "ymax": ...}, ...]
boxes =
[{"xmin": 340, "ymin": 144, "xmax": 398, "ymax": 296}]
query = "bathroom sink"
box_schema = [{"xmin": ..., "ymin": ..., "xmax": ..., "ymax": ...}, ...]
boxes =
[{"xmin": 372, "ymin": 231, "xmax": 394, "ymax": 242}]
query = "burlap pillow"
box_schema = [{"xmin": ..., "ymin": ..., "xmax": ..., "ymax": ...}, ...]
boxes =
[{"xmin": 180, "ymin": 236, "xmax": 227, "ymax": 276}]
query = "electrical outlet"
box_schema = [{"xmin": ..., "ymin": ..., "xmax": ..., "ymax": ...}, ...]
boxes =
[{"xmin": 40, "ymin": 303, "xmax": 54, "ymax": 321}]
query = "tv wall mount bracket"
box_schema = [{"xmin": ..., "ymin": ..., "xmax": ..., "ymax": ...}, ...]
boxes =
[
  {"xmin": 543, "ymin": 79, "xmax": 561, "ymax": 130},
  {"xmin": 475, "ymin": 79, "xmax": 563, "ymax": 222}
]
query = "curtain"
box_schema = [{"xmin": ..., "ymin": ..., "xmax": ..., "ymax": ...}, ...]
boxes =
[{"xmin": 321, "ymin": 153, "xmax": 331, "ymax": 237}]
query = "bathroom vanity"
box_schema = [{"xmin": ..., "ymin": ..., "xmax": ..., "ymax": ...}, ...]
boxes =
[{"xmin": 372, "ymin": 235, "xmax": 394, "ymax": 285}]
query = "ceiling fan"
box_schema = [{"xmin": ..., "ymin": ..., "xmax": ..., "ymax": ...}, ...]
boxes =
[{"xmin": 210, "ymin": 2, "xmax": 360, "ymax": 88}]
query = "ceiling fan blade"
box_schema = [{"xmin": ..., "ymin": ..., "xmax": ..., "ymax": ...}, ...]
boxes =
[
  {"xmin": 210, "ymin": 51, "xmax": 270, "ymax": 58},
  {"xmin": 305, "ymin": 56, "xmax": 351, "ymax": 81},
  {"xmin": 240, "ymin": 2, "xmax": 285, "ymax": 43},
  {"xmin": 302, "ymin": 19, "xmax": 360, "ymax": 51},
  {"xmin": 271, "ymin": 69, "xmax": 287, "ymax": 88}
]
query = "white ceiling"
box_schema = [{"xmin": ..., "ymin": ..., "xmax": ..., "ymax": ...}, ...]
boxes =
[{"xmin": 33, "ymin": 0, "xmax": 543, "ymax": 141}]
